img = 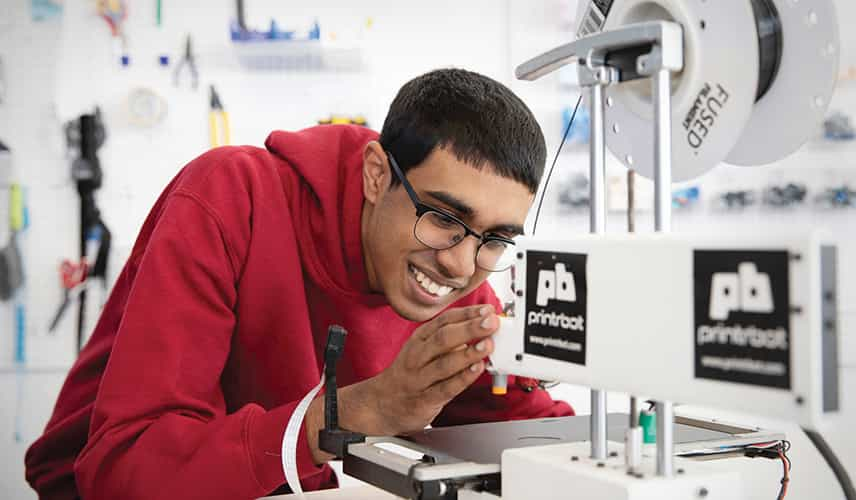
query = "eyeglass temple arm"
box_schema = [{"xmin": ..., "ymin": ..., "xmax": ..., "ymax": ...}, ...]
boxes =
[
  {"xmin": 386, "ymin": 152, "xmax": 516, "ymax": 245},
  {"xmin": 385, "ymin": 152, "xmax": 422, "ymax": 208}
]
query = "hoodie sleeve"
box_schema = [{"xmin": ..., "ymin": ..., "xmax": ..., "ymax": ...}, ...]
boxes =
[
  {"xmin": 433, "ymin": 284, "xmax": 575, "ymax": 427},
  {"xmin": 74, "ymin": 191, "xmax": 328, "ymax": 500}
]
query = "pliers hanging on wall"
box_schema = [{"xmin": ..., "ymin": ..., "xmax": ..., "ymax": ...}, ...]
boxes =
[
  {"xmin": 209, "ymin": 85, "xmax": 231, "ymax": 148},
  {"xmin": 173, "ymin": 35, "xmax": 199, "ymax": 90},
  {"xmin": 48, "ymin": 259, "xmax": 89, "ymax": 333}
]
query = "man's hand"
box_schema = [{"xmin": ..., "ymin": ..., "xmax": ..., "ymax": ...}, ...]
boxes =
[
  {"xmin": 370, "ymin": 304, "xmax": 498, "ymax": 434},
  {"xmin": 305, "ymin": 305, "xmax": 498, "ymax": 463}
]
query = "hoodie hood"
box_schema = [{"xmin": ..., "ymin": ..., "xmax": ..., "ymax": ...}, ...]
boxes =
[{"xmin": 264, "ymin": 124, "xmax": 381, "ymax": 303}]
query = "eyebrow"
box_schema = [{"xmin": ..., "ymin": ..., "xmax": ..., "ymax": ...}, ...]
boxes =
[
  {"xmin": 424, "ymin": 190, "xmax": 525, "ymax": 237},
  {"xmin": 489, "ymin": 224, "xmax": 525, "ymax": 237},
  {"xmin": 425, "ymin": 190, "xmax": 474, "ymax": 217}
]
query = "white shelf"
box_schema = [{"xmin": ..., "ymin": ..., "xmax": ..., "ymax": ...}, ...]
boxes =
[{"xmin": 231, "ymin": 39, "xmax": 364, "ymax": 72}]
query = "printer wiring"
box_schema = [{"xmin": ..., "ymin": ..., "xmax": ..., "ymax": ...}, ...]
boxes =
[
  {"xmin": 744, "ymin": 440, "xmax": 791, "ymax": 499},
  {"xmin": 531, "ymin": 94, "xmax": 583, "ymax": 236}
]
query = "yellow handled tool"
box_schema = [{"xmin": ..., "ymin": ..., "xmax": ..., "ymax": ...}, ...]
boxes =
[
  {"xmin": 209, "ymin": 85, "xmax": 231, "ymax": 148},
  {"xmin": 10, "ymin": 183, "xmax": 23, "ymax": 231}
]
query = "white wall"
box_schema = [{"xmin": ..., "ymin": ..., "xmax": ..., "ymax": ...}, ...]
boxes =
[{"xmin": 0, "ymin": 0, "xmax": 854, "ymax": 498}]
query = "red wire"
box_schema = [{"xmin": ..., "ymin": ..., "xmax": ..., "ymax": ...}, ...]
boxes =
[{"xmin": 778, "ymin": 449, "xmax": 790, "ymax": 499}]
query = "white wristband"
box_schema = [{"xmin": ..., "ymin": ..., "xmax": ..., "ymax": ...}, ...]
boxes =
[{"xmin": 282, "ymin": 374, "xmax": 326, "ymax": 496}]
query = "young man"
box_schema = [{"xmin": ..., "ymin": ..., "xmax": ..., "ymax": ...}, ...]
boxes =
[{"xmin": 26, "ymin": 69, "xmax": 573, "ymax": 499}]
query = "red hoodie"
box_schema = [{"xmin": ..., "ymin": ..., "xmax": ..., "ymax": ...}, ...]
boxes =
[{"xmin": 25, "ymin": 125, "xmax": 572, "ymax": 500}]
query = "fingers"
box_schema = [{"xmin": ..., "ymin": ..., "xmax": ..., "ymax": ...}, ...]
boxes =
[
  {"xmin": 416, "ymin": 310, "xmax": 498, "ymax": 367},
  {"xmin": 415, "ymin": 304, "xmax": 489, "ymax": 341},
  {"xmin": 423, "ymin": 359, "xmax": 486, "ymax": 405},
  {"xmin": 422, "ymin": 337, "xmax": 494, "ymax": 385}
]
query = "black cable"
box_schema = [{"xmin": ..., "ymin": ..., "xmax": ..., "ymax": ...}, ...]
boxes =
[
  {"xmin": 531, "ymin": 94, "xmax": 583, "ymax": 235},
  {"xmin": 525, "ymin": 96, "xmax": 584, "ymax": 393},
  {"xmin": 236, "ymin": 0, "xmax": 246, "ymax": 30},
  {"xmin": 783, "ymin": 439, "xmax": 792, "ymax": 473},
  {"xmin": 803, "ymin": 428, "xmax": 856, "ymax": 500},
  {"xmin": 744, "ymin": 440, "xmax": 792, "ymax": 499},
  {"xmin": 782, "ymin": 440, "xmax": 792, "ymax": 473}
]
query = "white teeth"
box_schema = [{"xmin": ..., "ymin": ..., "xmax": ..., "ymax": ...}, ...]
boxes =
[{"xmin": 410, "ymin": 265, "xmax": 455, "ymax": 297}]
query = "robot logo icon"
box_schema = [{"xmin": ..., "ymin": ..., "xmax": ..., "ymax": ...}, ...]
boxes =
[
  {"xmin": 535, "ymin": 263, "xmax": 577, "ymax": 307},
  {"xmin": 709, "ymin": 263, "xmax": 774, "ymax": 320}
]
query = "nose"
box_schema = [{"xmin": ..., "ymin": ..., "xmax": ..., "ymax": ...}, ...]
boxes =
[{"xmin": 435, "ymin": 236, "xmax": 479, "ymax": 280}]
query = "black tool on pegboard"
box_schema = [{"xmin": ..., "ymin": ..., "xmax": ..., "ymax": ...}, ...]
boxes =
[{"xmin": 66, "ymin": 108, "xmax": 112, "ymax": 353}]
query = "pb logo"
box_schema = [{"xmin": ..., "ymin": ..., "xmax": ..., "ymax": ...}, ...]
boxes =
[
  {"xmin": 709, "ymin": 263, "xmax": 774, "ymax": 320},
  {"xmin": 536, "ymin": 263, "xmax": 576, "ymax": 307}
]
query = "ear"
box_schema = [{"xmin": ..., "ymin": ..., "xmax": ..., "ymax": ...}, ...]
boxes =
[{"xmin": 362, "ymin": 141, "xmax": 390, "ymax": 205}]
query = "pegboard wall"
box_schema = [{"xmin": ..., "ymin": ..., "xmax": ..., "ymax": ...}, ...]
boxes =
[
  {"xmin": 0, "ymin": 1, "xmax": 558, "ymax": 496},
  {"xmin": 0, "ymin": 0, "xmax": 577, "ymax": 370}
]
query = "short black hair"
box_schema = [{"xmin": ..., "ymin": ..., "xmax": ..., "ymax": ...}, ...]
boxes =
[{"xmin": 379, "ymin": 68, "xmax": 546, "ymax": 194}]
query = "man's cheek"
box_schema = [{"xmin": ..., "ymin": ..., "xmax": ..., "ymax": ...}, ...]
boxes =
[{"xmin": 460, "ymin": 279, "xmax": 485, "ymax": 298}]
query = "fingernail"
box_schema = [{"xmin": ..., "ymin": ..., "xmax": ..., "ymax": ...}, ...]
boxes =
[
  {"xmin": 475, "ymin": 340, "xmax": 486, "ymax": 352},
  {"xmin": 480, "ymin": 315, "xmax": 495, "ymax": 329},
  {"xmin": 469, "ymin": 362, "xmax": 482, "ymax": 373},
  {"xmin": 479, "ymin": 306, "xmax": 491, "ymax": 316}
]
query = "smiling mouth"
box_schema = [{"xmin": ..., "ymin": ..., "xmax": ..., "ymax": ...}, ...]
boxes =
[{"xmin": 408, "ymin": 264, "xmax": 457, "ymax": 298}]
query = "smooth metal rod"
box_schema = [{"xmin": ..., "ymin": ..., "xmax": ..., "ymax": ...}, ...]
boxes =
[
  {"xmin": 627, "ymin": 169, "xmax": 636, "ymax": 233},
  {"xmin": 589, "ymin": 82, "xmax": 608, "ymax": 460},
  {"xmin": 653, "ymin": 66, "xmax": 675, "ymax": 477},
  {"xmin": 627, "ymin": 172, "xmax": 638, "ymax": 428},
  {"xmin": 656, "ymin": 401, "xmax": 674, "ymax": 476},
  {"xmin": 629, "ymin": 397, "xmax": 638, "ymax": 428},
  {"xmin": 653, "ymin": 68, "xmax": 672, "ymax": 233},
  {"xmin": 627, "ymin": 172, "xmax": 641, "ymax": 469},
  {"xmin": 589, "ymin": 84, "xmax": 607, "ymax": 234},
  {"xmin": 591, "ymin": 391, "xmax": 607, "ymax": 459}
]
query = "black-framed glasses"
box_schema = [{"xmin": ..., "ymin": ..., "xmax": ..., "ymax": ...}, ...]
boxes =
[{"xmin": 386, "ymin": 152, "xmax": 516, "ymax": 272}]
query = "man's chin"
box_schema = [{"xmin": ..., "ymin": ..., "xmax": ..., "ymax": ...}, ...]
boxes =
[{"xmin": 389, "ymin": 297, "xmax": 444, "ymax": 323}]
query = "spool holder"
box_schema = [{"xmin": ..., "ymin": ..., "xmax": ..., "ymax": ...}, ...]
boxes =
[{"xmin": 517, "ymin": 20, "xmax": 684, "ymax": 476}]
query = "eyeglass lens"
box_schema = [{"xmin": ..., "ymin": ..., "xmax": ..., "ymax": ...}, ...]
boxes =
[{"xmin": 414, "ymin": 211, "xmax": 514, "ymax": 271}]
